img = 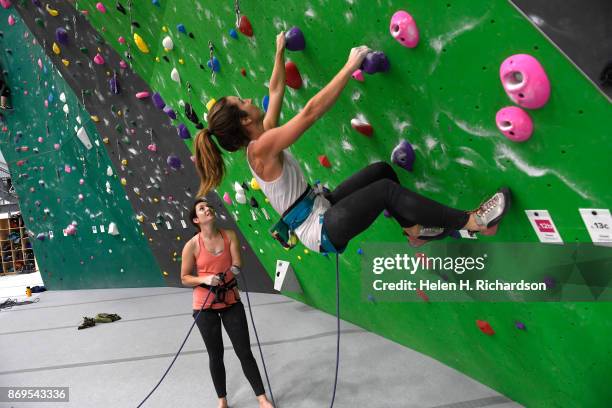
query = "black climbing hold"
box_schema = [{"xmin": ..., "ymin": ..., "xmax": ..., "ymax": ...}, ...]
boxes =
[
  {"xmin": 199, "ymin": 64, "xmax": 205, "ymax": 70},
  {"xmin": 162, "ymin": 55, "xmax": 170, "ymax": 63},
  {"xmin": 184, "ymin": 103, "xmax": 200, "ymax": 124},
  {"xmin": 195, "ymin": 123, "xmax": 204, "ymax": 130},
  {"xmin": 241, "ymin": 182, "xmax": 249, "ymax": 191},
  {"xmin": 249, "ymin": 197, "xmax": 259, "ymax": 208},
  {"xmin": 116, "ymin": 2, "xmax": 127, "ymax": 14},
  {"xmin": 188, "ymin": 32, "xmax": 195, "ymax": 39},
  {"xmin": 131, "ymin": 21, "xmax": 140, "ymax": 28},
  {"xmin": 600, "ymin": 59, "xmax": 612, "ymax": 87}
]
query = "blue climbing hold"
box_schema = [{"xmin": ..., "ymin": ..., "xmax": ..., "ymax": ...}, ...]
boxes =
[
  {"xmin": 262, "ymin": 95, "xmax": 269, "ymax": 112},
  {"xmin": 152, "ymin": 0, "xmax": 160, "ymax": 6},
  {"xmin": 177, "ymin": 23, "xmax": 186, "ymax": 34},
  {"xmin": 47, "ymin": 92, "xmax": 54, "ymax": 103},
  {"xmin": 357, "ymin": 248, "xmax": 364, "ymax": 255},
  {"xmin": 367, "ymin": 294, "xmax": 375, "ymax": 302},
  {"xmin": 229, "ymin": 29, "xmax": 238, "ymax": 39},
  {"xmin": 207, "ymin": 56, "xmax": 221, "ymax": 72}
]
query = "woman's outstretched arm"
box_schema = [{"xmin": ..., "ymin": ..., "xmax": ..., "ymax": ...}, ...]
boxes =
[
  {"xmin": 263, "ymin": 33, "xmax": 287, "ymax": 131},
  {"xmin": 253, "ymin": 45, "xmax": 370, "ymax": 159}
]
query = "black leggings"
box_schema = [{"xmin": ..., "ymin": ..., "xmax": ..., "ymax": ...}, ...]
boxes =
[
  {"xmin": 322, "ymin": 162, "xmax": 470, "ymax": 251},
  {"xmin": 193, "ymin": 302, "xmax": 265, "ymax": 398}
]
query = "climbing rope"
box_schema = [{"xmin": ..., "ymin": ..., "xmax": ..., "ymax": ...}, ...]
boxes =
[{"xmin": 329, "ymin": 253, "xmax": 341, "ymax": 408}]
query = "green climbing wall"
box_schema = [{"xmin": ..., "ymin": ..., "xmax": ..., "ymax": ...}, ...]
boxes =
[
  {"xmin": 0, "ymin": 9, "xmax": 163, "ymax": 289},
  {"xmin": 74, "ymin": 0, "xmax": 612, "ymax": 406}
]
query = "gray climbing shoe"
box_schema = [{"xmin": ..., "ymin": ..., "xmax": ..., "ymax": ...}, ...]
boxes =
[
  {"xmin": 473, "ymin": 188, "xmax": 511, "ymax": 229},
  {"xmin": 407, "ymin": 227, "xmax": 450, "ymax": 248}
]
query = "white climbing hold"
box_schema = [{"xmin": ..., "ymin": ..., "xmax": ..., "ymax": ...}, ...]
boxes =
[
  {"xmin": 62, "ymin": 104, "xmax": 69, "ymax": 114},
  {"xmin": 108, "ymin": 222, "xmax": 120, "ymax": 236},
  {"xmin": 59, "ymin": 92, "xmax": 66, "ymax": 102},
  {"xmin": 170, "ymin": 67, "xmax": 180, "ymax": 82},
  {"xmin": 76, "ymin": 127, "xmax": 93, "ymax": 150},
  {"xmin": 162, "ymin": 36, "xmax": 174, "ymax": 50},
  {"xmin": 106, "ymin": 166, "xmax": 113, "ymax": 177}
]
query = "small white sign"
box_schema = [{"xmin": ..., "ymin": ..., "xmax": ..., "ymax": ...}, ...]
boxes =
[
  {"xmin": 166, "ymin": 221, "xmax": 172, "ymax": 230},
  {"xmin": 99, "ymin": 225, "xmax": 105, "ymax": 233},
  {"xmin": 49, "ymin": 231, "xmax": 54, "ymax": 239},
  {"xmin": 458, "ymin": 230, "xmax": 477, "ymax": 239},
  {"xmin": 180, "ymin": 220, "xmax": 187, "ymax": 228},
  {"xmin": 525, "ymin": 210, "xmax": 563, "ymax": 244},
  {"xmin": 151, "ymin": 223, "xmax": 158, "ymax": 231},
  {"xmin": 92, "ymin": 226, "xmax": 97, "ymax": 234},
  {"xmin": 579, "ymin": 209, "xmax": 612, "ymax": 247}
]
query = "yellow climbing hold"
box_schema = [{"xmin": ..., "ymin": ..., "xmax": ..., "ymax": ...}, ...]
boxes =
[
  {"xmin": 52, "ymin": 42, "xmax": 60, "ymax": 55},
  {"xmin": 173, "ymin": 251, "xmax": 177, "ymax": 256},
  {"xmin": 136, "ymin": 215, "xmax": 144, "ymax": 222},
  {"xmin": 46, "ymin": 4, "xmax": 59, "ymax": 16},
  {"xmin": 120, "ymin": 178, "xmax": 127, "ymax": 186},
  {"xmin": 250, "ymin": 177, "xmax": 260, "ymax": 190},
  {"xmin": 206, "ymin": 98, "xmax": 217, "ymax": 112},
  {"xmin": 176, "ymin": 236, "xmax": 181, "ymax": 241},
  {"xmin": 61, "ymin": 59, "xmax": 70, "ymax": 67},
  {"xmin": 153, "ymin": 197, "xmax": 159, "ymax": 203},
  {"xmin": 297, "ymin": 255, "xmax": 302, "ymax": 260},
  {"xmin": 304, "ymin": 249, "xmax": 309, "ymax": 254},
  {"xmin": 162, "ymin": 271, "xmax": 169, "ymax": 276},
  {"xmin": 121, "ymin": 159, "xmax": 128, "ymax": 166},
  {"xmin": 155, "ymin": 57, "xmax": 160, "ymax": 62},
  {"xmin": 91, "ymin": 115, "xmax": 100, "ymax": 122},
  {"xmin": 178, "ymin": 58, "xmax": 185, "ymax": 65},
  {"xmin": 133, "ymin": 33, "xmax": 150, "ymax": 54},
  {"xmin": 102, "ymin": 137, "xmax": 109, "ymax": 144},
  {"xmin": 265, "ymin": 197, "xmax": 270, "ymax": 203},
  {"xmin": 162, "ymin": 26, "xmax": 168, "ymax": 32},
  {"xmin": 117, "ymin": 110, "xmax": 122, "ymax": 116}
]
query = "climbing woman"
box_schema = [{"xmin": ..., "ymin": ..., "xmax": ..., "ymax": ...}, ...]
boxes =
[
  {"xmin": 180, "ymin": 198, "xmax": 273, "ymax": 408},
  {"xmin": 193, "ymin": 33, "xmax": 511, "ymax": 254}
]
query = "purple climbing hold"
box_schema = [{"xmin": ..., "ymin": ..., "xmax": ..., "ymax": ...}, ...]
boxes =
[
  {"xmin": 163, "ymin": 105, "xmax": 177, "ymax": 120},
  {"xmin": 285, "ymin": 27, "xmax": 305, "ymax": 51},
  {"xmin": 391, "ymin": 139, "xmax": 415, "ymax": 172},
  {"xmin": 543, "ymin": 276, "xmax": 556, "ymax": 289},
  {"xmin": 152, "ymin": 92, "xmax": 166, "ymax": 110},
  {"xmin": 167, "ymin": 155, "xmax": 182, "ymax": 170},
  {"xmin": 109, "ymin": 75, "xmax": 120, "ymax": 94},
  {"xmin": 515, "ymin": 321, "xmax": 527, "ymax": 330},
  {"xmin": 36, "ymin": 232, "xmax": 46, "ymax": 241},
  {"xmin": 55, "ymin": 27, "xmax": 69, "ymax": 45},
  {"xmin": 177, "ymin": 123, "xmax": 191, "ymax": 139},
  {"xmin": 383, "ymin": 209, "xmax": 391, "ymax": 218},
  {"xmin": 361, "ymin": 51, "xmax": 390, "ymax": 74},
  {"xmin": 32, "ymin": 0, "xmax": 42, "ymax": 7}
]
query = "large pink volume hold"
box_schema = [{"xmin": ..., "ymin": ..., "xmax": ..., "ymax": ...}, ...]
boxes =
[
  {"xmin": 389, "ymin": 10, "xmax": 419, "ymax": 48},
  {"xmin": 500, "ymin": 54, "xmax": 550, "ymax": 109}
]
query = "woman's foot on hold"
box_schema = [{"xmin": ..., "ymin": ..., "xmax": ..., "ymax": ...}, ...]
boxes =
[
  {"xmin": 257, "ymin": 394, "xmax": 274, "ymax": 408},
  {"xmin": 404, "ymin": 225, "xmax": 447, "ymax": 247},
  {"xmin": 468, "ymin": 187, "xmax": 511, "ymax": 234}
]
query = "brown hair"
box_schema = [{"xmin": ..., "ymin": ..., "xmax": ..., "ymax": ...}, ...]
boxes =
[
  {"xmin": 194, "ymin": 97, "xmax": 251, "ymax": 196},
  {"xmin": 189, "ymin": 197, "xmax": 209, "ymax": 231}
]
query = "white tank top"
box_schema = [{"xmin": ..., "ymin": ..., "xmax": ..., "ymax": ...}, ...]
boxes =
[{"xmin": 247, "ymin": 144, "xmax": 330, "ymax": 252}]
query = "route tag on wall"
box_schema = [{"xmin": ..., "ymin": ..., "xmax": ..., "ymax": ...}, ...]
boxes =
[
  {"xmin": 151, "ymin": 223, "xmax": 158, "ymax": 231},
  {"xmin": 92, "ymin": 226, "xmax": 97, "ymax": 234},
  {"xmin": 166, "ymin": 221, "xmax": 172, "ymax": 230},
  {"xmin": 99, "ymin": 225, "xmax": 105, "ymax": 233},
  {"xmin": 525, "ymin": 210, "xmax": 563, "ymax": 244},
  {"xmin": 180, "ymin": 220, "xmax": 187, "ymax": 229},
  {"xmin": 458, "ymin": 230, "xmax": 477, "ymax": 239},
  {"xmin": 579, "ymin": 209, "xmax": 612, "ymax": 247}
]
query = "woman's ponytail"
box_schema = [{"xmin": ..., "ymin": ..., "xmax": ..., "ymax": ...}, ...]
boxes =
[{"xmin": 194, "ymin": 128, "xmax": 225, "ymax": 197}]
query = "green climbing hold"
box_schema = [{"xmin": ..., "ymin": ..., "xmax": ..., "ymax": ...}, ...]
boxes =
[
  {"xmin": 80, "ymin": 47, "xmax": 89, "ymax": 54},
  {"xmin": 115, "ymin": 124, "xmax": 124, "ymax": 133},
  {"xmin": 35, "ymin": 18, "xmax": 44, "ymax": 27}
]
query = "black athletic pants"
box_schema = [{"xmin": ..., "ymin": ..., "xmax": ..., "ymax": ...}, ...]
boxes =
[
  {"xmin": 322, "ymin": 162, "xmax": 470, "ymax": 251},
  {"xmin": 193, "ymin": 301, "xmax": 265, "ymax": 398}
]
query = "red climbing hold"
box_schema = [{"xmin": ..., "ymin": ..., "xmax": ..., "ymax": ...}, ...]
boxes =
[
  {"xmin": 285, "ymin": 61, "xmax": 302, "ymax": 89},
  {"xmin": 416, "ymin": 289, "xmax": 429, "ymax": 302},
  {"xmin": 241, "ymin": 68, "xmax": 247, "ymax": 77},
  {"xmin": 351, "ymin": 117, "xmax": 373, "ymax": 137},
  {"xmin": 238, "ymin": 15, "xmax": 253, "ymax": 37},
  {"xmin": 318, "ymin": 155, "xmax": 331, "ymax": 168},
  {"xmin": 476, "ymin": 320, "xmax": 495, "ymax": 335}
]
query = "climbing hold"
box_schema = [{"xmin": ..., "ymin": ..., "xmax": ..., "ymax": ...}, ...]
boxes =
[
  {"xmin": 543, "ymin": 276, "xmax": 556, "ymax": 289},
  {"xmin": 108, "ymin": 222, "xmax": 120, "ymax": 236},
  {"xmin": 54, "ymin": 143, "xmax": 60, "ymax": 150},
  {"xmin": 223, "ymin": 192, "xmax": 232, "ymax": 205},
  {"xmin": 262, "ymin": 95, "xmax": 269, "ymax": 112},
  {"xmin": 367, "ymin": 294, "xmax": 376, "ymax": 302},
  {"xmin": 109, "ymin": 74, "xmax": 120, "ymax": 94},
  {"xmin": 79, "ymin": 47, "xmax": 89, "ymax": 54},
  {"xmin": 167, "ymin": 155, "xmax": 182, "ymax": 170},
  {"xmin": 515, "ymin": 321, "xmax": 527, "ymax": 330},
  {"xmin": 249, "ymin": 197, "xmax": 259, "ymax": 208},
  {"xmin": 240, "ymin": 68, "xmax": 247, "ymax": 76},
  {"xmin": 206, "ymin": 98, "xmax": 217, "ymax": 111},
  {"xmin": 95, "ymin": 2, "xmax": 107, "ymax": 13},
  {"xmin": 36, "ymin": 232, "xmax": 46, "ymax": 241},
  {"xmin": 55, "ymin": 27, "xmax": 69, "ymax": 45},
  {"xmin": 184, "ymin": 103, "xmax": 200, "ymax": 125},
  {"xmin": 238, "ymin": 15, "xmax": 253, "ymax": 37},
  {"xmin": 390, "ymin": 10, "xmax": 419, "ymax": 48},
  {"xmin": 0, "ymin": 0, "xmax": 11, "ymax": 9},
  {"xmin": 391, "ymin": 140, "xmax": 415, "ymax": 172},
  {"xmin": 177, "ymin": 123, "xmax": 191, "ymax": 139},
  {"xmin": 495, "ymin": 106, "xmax": 533, "ymax": 142},
  {"xmin": 45, "ymin": 4, "xmax": 59, "ymax": 16},
  {"xmin": 61, "ymin": 59, "xmax": 70, "ymax": 67},
  {"xmin": 52, "ymin": 42, "xmax": 61, "ymax": 55},
  {"xmin": 351, "ymin": 117, "xmax": 373, "ymax": 137},
  {"xmin": 90, "ymin": 115, "xmax": 100, "ymax": 122},
  {"xmin": 250, "ymin": 177, "xmax": 260, "ymax": 190},
  {"xmin": 59, "ymin": 92, "xmax": 66, "ymax": 103},
  {"xmin": 116, "ymin": 2, "xmax": 126, "ymax": 14},
  {"xmin": 318, "ymin": 155, "xmax": 331, "ymax": 168},
  {"xmin": 64, "ymin": 222, "xmax": 77, "ymax": 236},
  {"xmin": 152, "ymin": 0, "xmax": 160, "ymax": 6},
  {"xmin": 361, "ymin": 51, "xmax": 390, "ymax": 74},
  {"xmin": 135, "ymin": 91, "xmax": 150, "ymax": 99},
  {"xmin": 34, "ymin": 17, "xmax": 44, "ymax": 27},
  {"xmin": 118, "ymin": 36, "xmax": 126, "ymax": 44},
  {"xmin": 152, "ymin": 92, "xmax": 166, "ymax": 109},
  {"xmin": 500, "ymin": 54, "xmax": 550, "ymax": 109},
  {"xmin": 93, "ymin": 53, "xmax": 105, "ymax": 65},
  {"xmin": 357, "ymin": 248, "xmax": 364, "ymax": 255},
  {"xmin": 285, "ymin": 27, "xmax": 305, "ymax": 51},
  {"xmin": 147, "ymin": 143, "xmax": 157, "ymax": 152},
  {"xmin": 120, "ymin": 178, "xmax": 127, "ymax": 186},
  {"xmin": 170, "ymin": 67, "xmax": 180, "ymax": 82},
  {"xmin": 351, "ymin": 69, "xmax": 364, "ymax": 82},
  {"xmin": 162, "ymin": 35, "xmax": 174, "ymax": 50},
  {"xmin": 285, "ymin": 61, "xmax": 302, "ymax": 89},
  {"xmin": 177, "ymin": 23, "xmax": 186, "ymax": 34},
  {"xmin": 119, "ymin": 60, "xmax": 128, "ymax": 68},
  {"xmin": 207, "ymin": 57, "xmax": 221, "ymax": 72},
  {"xmin": 229, "ymin": 28, "xmax": 238, "ymax": 39},
  {"xmin": 476, "ymin": 320, "xmax": 495, "ymax": 336},
  {"xmin": 133, "ymin": 33, "xmax": 150, "ymax": 53},
  {"xmin": 163, "ymin": 105, "xmax": 177, "ymax": 119},
  {"xmin": 62, "ymin": 104, "xmax": 69, "ymax": 114}
]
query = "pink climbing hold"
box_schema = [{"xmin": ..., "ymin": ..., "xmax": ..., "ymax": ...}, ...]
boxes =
[
  {"xmin": 119, "ymin": 60, "xmax": 128, "ymax": 68},
  {"xmin": 95, "ymin": 2, "xmax": 106, "ymax": 13},
  {"xmin": 135, "ymin": 91, "xmax": 150, "ymax": 99},
  {"xmin": 64, "ymin": 164, "xmax": 71, "ymax": 173},
  {"xmin": 93, "ymin": 53, "xmax": 105, "ymax": 65},
  {"xmin": 0, "ymin": 0, "xmax": 12, "ymax": 10},
  {"xmin": 118, "ymin": 36, "xmax": 126, "ymax": 44},
  {"xmin": 495, "ymin": 106, "xmax": 533, "ymax": 142},
  {"xmin": 8, "ymin": 14, "xmax": 15, "ymax": 26},
  {"xmin": 351, "ymin": 69, "xmax": 364, "ymax": 82},
  {"xmin": 37, "ymin": 58, "xmax": 43, "ymax": 69},
  {"xmin": 390, "ymin": 10, "xmax": 419, "ymax": 48},
  {"xmin": 351, "ymin": 117, "xmax": 373, "ymax": 137},
  {"xmin": 223, "ymin": 192, "xmax": 232, "ymax": 205},
  {"xmin": 500, "ymin": 54, "xmax": 550, "ymax": 109},
  {"xmin": 38, "ymin": 137, "xmax": 43, "ymax": 143},
  {"xmin": 147, "ymin": 143, "xmax": 157, "ymax": 152},
  {"xmin": 476, "ymin": 320, "xmax": 495, "ymax": 336},
  {"xmin": 54, "ymin": 143, "xmax": 60, "ymax": 150}
]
